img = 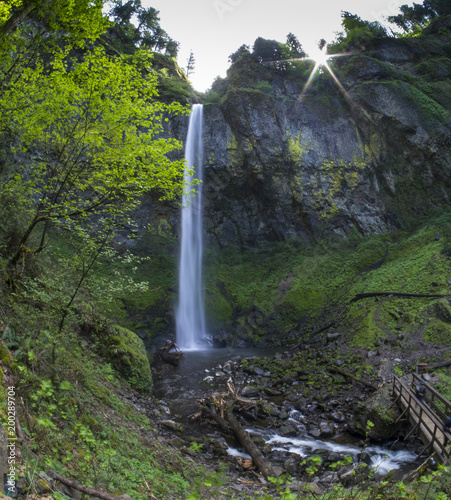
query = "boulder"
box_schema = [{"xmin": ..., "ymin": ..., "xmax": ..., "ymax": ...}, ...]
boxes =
[
  {"xmin": 241, "ymin": 386, "xmax": 259, "ymax": 397},
  {"xmin": 347, "ymin": 385, "xmax": 403, "ymax": 441},
  {"xmin": 319, "ymin": 422, "xmax": 335, "ymax": 438}
]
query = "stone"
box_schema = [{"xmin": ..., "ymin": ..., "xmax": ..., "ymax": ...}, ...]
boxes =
[
  {"xmin": 335, "ymin": 359, "xmax": 344, "ymax": 367},
  {"xmin": 278, "ymin": 424, "xmax": 296, "ymax": 436},
  {"xmin": 283, "ymin": 458, "xmax": 299, "ymax": 475},
  {"xmin": 367, "ymin": 350, "xmax": 378, "ymax": 358},
  {"xmin": 167, "ymin": 437, "xmax": 184, "ymax": 448},
  {"xmin": 327, "ymin": 332, "xmax": 342, "ymax": 341},
  {"xmin": 241, "ymin": 386, "xmax": 259, "ymax": 397},
  {"xmin": 61, "ymin": 484, "xmax": 82, "ymax": 500},
  {"xmin": 339, "ymin": 464, "xmax": 369, "ymax": 487},
  {"xmin": 117, "ymin": 495, "xmax": 134, "ymax": 500},
  {"xmin": 347, "ymin": 384, "xmax": 404, "ymax": 441},
  {"xmin": 358, "ymin": 451, "xmax": 372, "ymax": 465},
  {"xmin": 215, "ymin": 371, "xmax": 225, "ymax": 377},
  {"xmin": 254, "ymin": 367, "xmax": 264, "ymax": 376},
  {"xmin": 272, "ymin": 466, "xmax": 284, "ymax": 478},
  {"xmin": 223, "ymin": 362, "xmax": 233, "ymax": 373},
  {"xmin": 278, "ymin": 409, "xmax": 289, "ymax": 420},
  {"xmin": 331, "ymin": 411, "xmax": 346, "ymax": 423},
  {"xmin": 327, "ymin": 452, "xmax": 341, "ymax": 463},
  {"xmin": 290, "ymin": 481, "xmax": 324, "ymax": 494},
  {"xmin": 161, "ymin": 420, "xmax": 180, "ymax": 432},
  {"xmin": 309, "ymin": 428, "xmax": 321, "ymax": 438},
  {"xmin": 319, "ymin": 422, "xmax": 335, "ymax": 438}
]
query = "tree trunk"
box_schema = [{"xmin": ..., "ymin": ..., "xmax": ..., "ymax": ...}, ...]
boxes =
[
  {"xmin": 200, "ymin": 394, "xmax": 276, "ymax": 479},
  {"xmin": 328, "ymin": 367, "xmax": 379, "ymax": 390},
  {"xmin": 224, "ymin": 403, "xmax": 276, "ymax": 478},
  {"xmin": 351, "ymin": 292, "xmax": 447, "ymax": 302},
  {"xmin": 48, "ymin": 470, "xmax": 118, "ymax": 500}
]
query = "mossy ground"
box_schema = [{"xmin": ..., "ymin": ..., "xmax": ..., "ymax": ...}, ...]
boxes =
[{"xmin": 0, "ymin": 316, "xmax": 215, "ymax": 499}]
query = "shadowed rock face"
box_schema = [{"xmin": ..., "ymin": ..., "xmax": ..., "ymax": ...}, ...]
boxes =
[{"xmin": 200, "ymin": 35, "xmax": 451, "ymax": 247}]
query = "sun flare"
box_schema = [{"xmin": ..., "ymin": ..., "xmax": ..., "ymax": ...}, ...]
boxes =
[{"xmin": 310, "ymin": 47, "xmax": 330, "ymax": 67}]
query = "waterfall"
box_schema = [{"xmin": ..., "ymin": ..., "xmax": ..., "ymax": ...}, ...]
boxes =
[{"xmin": 176, "ymin": 104, "xmax": 207, "ymax": 350}]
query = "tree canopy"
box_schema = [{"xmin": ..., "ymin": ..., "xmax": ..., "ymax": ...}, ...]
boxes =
[
  {"xmin": 106, "ymin": 0, "xmax": 179, "ymax": 57},
  {"xmin": 0, "ymin": 0, "xmax": 188, "ymax": 284},
  {"xmin": 388, "ymin": 0, "xmax": 451, "ymax": 33}
]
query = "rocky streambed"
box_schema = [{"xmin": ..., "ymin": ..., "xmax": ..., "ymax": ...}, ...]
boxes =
[{"xmin": 149, "ymin": 346, "xmax": 425, "ymax": 495}]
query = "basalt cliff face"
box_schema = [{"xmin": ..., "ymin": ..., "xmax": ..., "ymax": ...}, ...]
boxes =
[{"xmin": 199, "ymin": 29, "xmax": 451, "ymax": 247}]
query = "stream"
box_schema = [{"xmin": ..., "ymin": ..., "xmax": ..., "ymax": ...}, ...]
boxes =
[{"xmin": 152, "ymin": 347, "xmax": 421, "ymax": 482}]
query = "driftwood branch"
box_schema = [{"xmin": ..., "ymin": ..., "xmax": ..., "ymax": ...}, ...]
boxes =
[
  {"xmin": 224, "ymin": 404, "xmax": 276, "ymax": 478},
  {"xmin": 153, "ymin": 340, "xmax": 184, "ymax": 366},
  {"xmin": 200, "ymin": 386, "xmax": 276, "ymax": 479},
  {"xmin": 351, "ymin": 292, "xmax": 448, "ymax": 302},
  {"xmin": 328, "ymin": 367, "xmax": 379, "ymax": 390},
  {"xmin": 419, "ymin": 359, "xmax": 451, "ymax": 371},
  {"xmin": 48, "ymin": 469, "xmax": 118, "ymax": 500},
  {"xmin": 14, "ymin": 413, "xmax": 25, "ymax": 443}
]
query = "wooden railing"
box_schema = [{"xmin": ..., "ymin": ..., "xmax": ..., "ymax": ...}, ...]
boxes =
[{"xmin": 392, "ymin": 375, "xmax": 450, "ymax": 464}]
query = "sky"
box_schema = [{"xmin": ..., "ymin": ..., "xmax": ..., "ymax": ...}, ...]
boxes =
[{"xmin": 143, "ymin": 0, "xmax": 415, "ymax": 92}]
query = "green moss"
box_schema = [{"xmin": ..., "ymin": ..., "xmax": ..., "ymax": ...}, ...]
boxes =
[
  {"xmin": 87, "ymin": 319, "xmax": 152, "ymax": 392},
  {"xmin": 400, "ymin": 82, "xmax": 450, "ymax": 123},
  {"xmin": 423, "ymin": 320, "xmax": 451, "ymax": 345},
  {"xmin": 0, "ymin": 342, "xmax": 11, "ymax": 365},
  {"xmin": 205, "ymin": 292, "xmax": 233, "ymax": 324}
]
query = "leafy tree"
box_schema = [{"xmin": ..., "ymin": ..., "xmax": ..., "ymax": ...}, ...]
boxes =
[
  {"xmin": 106, "ymin": 0, "xmax": 179, "ymax": 56},
  {"xmin": 341, "ymin": 11, "xmax": 387, "ymax": 38},
  {"xmin": 0, "ymin": 47, "xmax": 187, "ymax": 277},
  {"xmin": 286, "ymin": 33, "xmax": 306, "ymax": 58},
  {"xmin": 185, "ymin": 50, "xmax": 195, "ymax": 77},
  {"xmin": 252, "ymin": 37, "xmax": 283, "ymax": 62},
  {"xmin": 0, "ymin": 0, "xmax": 107, "ymax": 41},
  {"xmin": 228, "ymin": 44, "xmax": 251, "ymax": 64},
  {"xmin": 388, "ymin": 0, "xmax": 451, "ymax": 33},
  {"xmin": 0, "ymin": 0, "xmax": 189, "ymax": 292},
  {"xmin": 331, "ymin": 11, "xmax": 388, "ymax": 50}
]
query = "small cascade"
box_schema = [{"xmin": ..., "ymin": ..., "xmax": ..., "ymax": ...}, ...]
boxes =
[{"xmin": 176, "ymin": 104, "xmax": 208, "ymax": 350}]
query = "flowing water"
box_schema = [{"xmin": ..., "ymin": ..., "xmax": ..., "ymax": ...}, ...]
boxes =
[
  {"xmin": 176, "ymin": 104, "xmax": 208, "ymax": 350},
  {"xmin": 153, "ymin": 349, "xmax": 420, "ymax": 478}
]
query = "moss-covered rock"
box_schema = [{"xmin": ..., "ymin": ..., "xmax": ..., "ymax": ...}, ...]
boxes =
[
  {"xmin": 348, "ymin": 385, "xmax": 403, "ymax": 441},
  {"xmin": 82, "ymin": 316, "xmax": 152, "ymax": 393}
]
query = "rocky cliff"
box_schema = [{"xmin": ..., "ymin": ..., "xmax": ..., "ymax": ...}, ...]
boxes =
[{"xmin": 201, "ymin": 27, "xmax": 451, "ymax": 247}]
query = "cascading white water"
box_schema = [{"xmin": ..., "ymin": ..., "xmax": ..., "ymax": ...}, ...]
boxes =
[{"xmin": 176, "ymin": 104, "xmax": 208, "ymax": 350}]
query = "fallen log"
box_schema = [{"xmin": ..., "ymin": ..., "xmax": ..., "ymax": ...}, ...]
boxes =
[
  {"xmin": 291, "ymin": 320, "xmax": 336, "ymax": 350},
  {"xmin": 224, "ymin": 402, "xmax": 276, "ymax": 479},
  {"xmin": 328, "ymin": 367, "xmax": 379, "ymax": 390},
  {"xmin": 48, "ymin": 469, "xmax": 118, "ymax": 500},
  {"xmin": 153, "ymin": 340, "xmax": 184, "ymax": 366},
  {"xmin": 419, "ymin": 359, "xmax": 451, "ymax": 371},
  {"xmin": 350, "ymin": 292, "xmax": 447, "ymax": 302},
  {"xmin": 200, "ymin": 387, "xmax": 276, "ymax": 479}
]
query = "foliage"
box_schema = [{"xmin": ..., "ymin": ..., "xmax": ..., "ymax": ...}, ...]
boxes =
[
  {"xmin": 185, "ymin": 50, "xmax": 195, "ymax": 77},
  {"xmin": 286, "ymin": 32, "xmax": 306, "ymax": 58},
  {"xmin": 331, "ymin": 11, "xmax": 388, "ymax": 51},
  {"xmin": 0, "ymin": 0, "xmax": 108, "ymax": 43},
  {"xmin": 388, "ymin": 0, "xmax": 451, "ymax": 34},
  {"xmin": 251, "ymin": 35, "xmax": 306, "ymax": 69},
  {"xmin": 229, "ymin": 44, "xmax": 251, "ymax": 64},
  {"xmin": 0, "ymin": 42, "xmax": 188, "ymax": 280},
  {"xmin": 106, "ymin": 0, "xmax": 178, "ymax": 56}
]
